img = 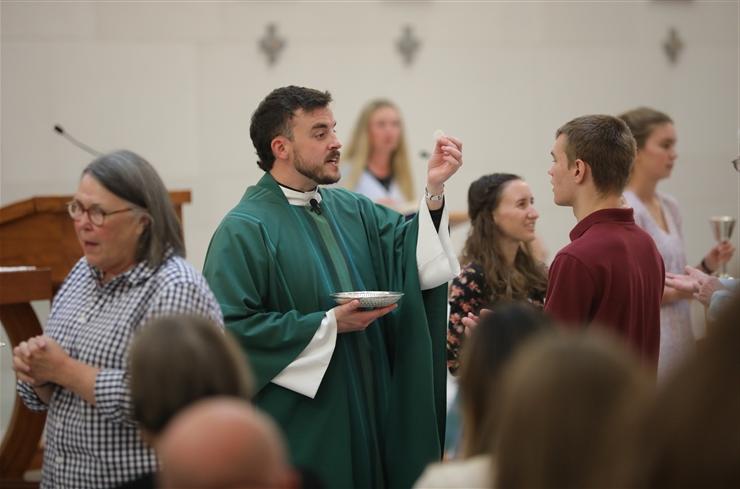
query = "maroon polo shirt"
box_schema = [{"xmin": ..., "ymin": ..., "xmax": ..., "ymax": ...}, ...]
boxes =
[{"xmin": 545, "ymin": 208, "xmax": 664, "ymax": 366}]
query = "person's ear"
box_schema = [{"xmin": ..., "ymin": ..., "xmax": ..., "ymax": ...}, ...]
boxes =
[
  {"xmin": 135, "ymin": 212, "xmax": 151, "ymax": 237},
  {"xmin": 271, "ymin": 136, "xmax": 291, "ymax": 161},
  {"xmin": 573, "ymin": 159, "xmax": 588, "ymax": 184}
]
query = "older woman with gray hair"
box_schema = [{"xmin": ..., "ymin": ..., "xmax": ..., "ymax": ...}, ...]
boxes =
[{"xmin": 12, "ymin": 150, "xmax": 222, "ymax": 489}]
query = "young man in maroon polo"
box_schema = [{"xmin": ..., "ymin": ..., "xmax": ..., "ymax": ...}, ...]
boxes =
[{"xmin": 545, "ymin": 114, "xmax": 664, "ymax": 367}]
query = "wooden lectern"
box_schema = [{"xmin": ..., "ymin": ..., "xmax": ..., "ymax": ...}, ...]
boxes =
[
  {"xmin": 0, "ymin": 267, "xmax": 51, "ymax": 489},
  {"xmin": 0, "ymin": 192, "xmax": 191, "ymax": 487}
]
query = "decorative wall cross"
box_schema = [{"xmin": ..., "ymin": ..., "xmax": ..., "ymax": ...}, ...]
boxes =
[
  {"xmin": 259, "ymin": 23, "xmax": 285, "ymax": 66},
  {"xmin": 396, "ymin": 25, "xmax": 421, "ymax": 66},
  {"xmin": 663, "ymin": 27, "xmax": 684, "ymax": 64}
]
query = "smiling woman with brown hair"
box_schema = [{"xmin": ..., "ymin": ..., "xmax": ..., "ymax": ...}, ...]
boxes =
[{"xmin": 447, "ymin": 173, "xmax": 548, "ymax": 374}]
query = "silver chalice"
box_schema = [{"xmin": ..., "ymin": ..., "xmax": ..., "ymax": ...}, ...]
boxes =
[{"xmin": 709, "ymin": 216, "xmax": 736, "ymax": 278}]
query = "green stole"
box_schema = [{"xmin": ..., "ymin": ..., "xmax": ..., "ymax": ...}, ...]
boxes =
[{"xmin": 304, "ymin": 206, "xmax": 385, "ymax": 486}]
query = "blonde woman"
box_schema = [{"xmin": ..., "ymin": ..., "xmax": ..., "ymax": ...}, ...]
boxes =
[{"xmin": 343, "ymin": 99, "xmax": 415, "ymax": 211}]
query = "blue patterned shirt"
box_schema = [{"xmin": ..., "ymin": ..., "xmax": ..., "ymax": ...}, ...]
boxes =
[{"xmin": 17, "ymin": 252, "xmax": 222, "ymax": 489}]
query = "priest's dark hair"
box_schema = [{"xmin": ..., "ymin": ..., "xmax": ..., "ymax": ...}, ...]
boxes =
[
  {"xmin": 250, "ymin": 85, "xmax": 332, "ymax": 172},
  {"xmin": 82, "ymin": 150, "xmax": 185, "ymax": 266}
]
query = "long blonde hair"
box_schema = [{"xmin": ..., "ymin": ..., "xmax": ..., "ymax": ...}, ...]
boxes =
[{"xmin": 343, "ymin": 99, "xmax": 415, "ymax": 202}]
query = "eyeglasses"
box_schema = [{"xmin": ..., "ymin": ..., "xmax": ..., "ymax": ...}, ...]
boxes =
[
  {"xmin": 67, "ymin": 200, "xmax": 135, "ymax": 226},
  {"xmin": 733, "ymin": 156, "xmax": 740, "ymax": 173}
]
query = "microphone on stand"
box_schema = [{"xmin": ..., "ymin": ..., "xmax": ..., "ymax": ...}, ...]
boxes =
[
  {"xmin": 309, "ymin": 198, "xmax": 322, "ymax": 215},
  {"xmin": 53, "ymin": 125, "xmax": 103, "ymax": 157}
]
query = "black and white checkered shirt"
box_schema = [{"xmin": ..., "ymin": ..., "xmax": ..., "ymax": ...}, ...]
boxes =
[{"xmin": 17, "ymin": 251, "xmax": 223, "ymax": 489}]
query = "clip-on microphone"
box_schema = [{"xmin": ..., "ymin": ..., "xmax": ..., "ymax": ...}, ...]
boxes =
[{"xmin": 309, "ymin": 198, "xmax": 322, "ymax": 215}]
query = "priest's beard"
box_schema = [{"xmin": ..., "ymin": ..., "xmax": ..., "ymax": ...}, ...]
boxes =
[{"xmin": 294, "ymin": 152, "xmax": 341, "ymax": 185}]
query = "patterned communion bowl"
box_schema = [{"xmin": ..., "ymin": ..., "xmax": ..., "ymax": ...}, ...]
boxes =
[{"xmin": 330, "ymin": 291, "xmax": 404, "ymax": 308}]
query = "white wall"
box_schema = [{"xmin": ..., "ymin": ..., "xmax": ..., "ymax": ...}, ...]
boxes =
[{"xmin": 2, "ymin": 1, "xmax": 738, "ymax": 275}]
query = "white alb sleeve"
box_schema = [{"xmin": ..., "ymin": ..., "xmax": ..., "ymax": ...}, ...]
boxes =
[
  {"xmin": 416, "ymin": 196, "xmax": 460, "ymax": 290},
  {"xmin": 271, "ymin": 309, "xmax": 338, "ymax": 398}
]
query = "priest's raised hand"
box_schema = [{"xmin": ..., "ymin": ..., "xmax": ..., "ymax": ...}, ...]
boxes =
[{"xmin": 425, "ymin": 134, "xmax": 463, "ymax": 211}]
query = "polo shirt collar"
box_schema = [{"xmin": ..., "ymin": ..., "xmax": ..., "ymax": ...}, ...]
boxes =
[{"xmin": 570, "ymin": 208, "xmax": 634, "ymax": 241}]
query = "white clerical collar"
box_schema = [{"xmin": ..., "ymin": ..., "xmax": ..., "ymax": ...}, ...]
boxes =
[{"xmin": 278, "ymin": 183, "xmax": 323, "ymax": 207}]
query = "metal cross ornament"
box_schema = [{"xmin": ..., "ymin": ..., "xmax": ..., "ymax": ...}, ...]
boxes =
[
  {"xmin": 663, "ymin": 27, "xmax": 684, "ymax": 65},
  {"xmin": 259, "ymin": 23, "xmax": 285, "ymax": 66},
  {"xmin": 396, "ymin": 25, "xmax": 420, "ymax": 66}
]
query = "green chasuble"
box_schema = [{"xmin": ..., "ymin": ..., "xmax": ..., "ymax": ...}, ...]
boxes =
[{"xmin": 203, "ymin": 173, "xmax": 448, "ymax": 489}]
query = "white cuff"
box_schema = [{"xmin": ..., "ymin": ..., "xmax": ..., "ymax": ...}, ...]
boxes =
[
  {"xmin": 417, "ymin": 196, "xmax": 460, "ymax": 290},
  {"xmin": 271, "ymin": 310, "xmax": 337, "ymax": 398}
]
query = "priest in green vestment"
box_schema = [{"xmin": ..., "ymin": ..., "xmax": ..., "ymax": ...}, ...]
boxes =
[{"xmin": 203, "ymin": 86, "xmax": 463, "ymax": 489}]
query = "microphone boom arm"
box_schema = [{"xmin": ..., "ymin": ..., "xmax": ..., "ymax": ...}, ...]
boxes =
[{"xmin": 53, "ymin": 125, "xmax": 102, "ymax": 157}]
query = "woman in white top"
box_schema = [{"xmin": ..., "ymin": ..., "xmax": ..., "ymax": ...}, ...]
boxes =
[
  {"xmin": 619, "ymin": 107, "xmax": 734, "ymax": 379},
  {"xmin": 343, "ymin": 99, "xmax": 415, "ymax": 211}
]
